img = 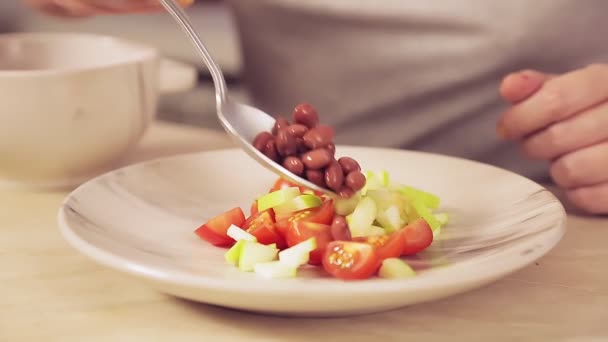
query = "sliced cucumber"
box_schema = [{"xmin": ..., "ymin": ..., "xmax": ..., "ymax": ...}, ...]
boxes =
[
  {"xmin": 238, "ymin": 241, "xmax": 279, "ymax": 272},
  {"xmin": 347, "ymin": 196, "xmax": 377, "ymax": 238},
  {"xmin": 257, "ymin": 187, "xmax": 301, "ymax": 212},
  {"xmin": 378, "ymin": 170, "xmax": 390, "ymax": 186},
  {"xmin": 378, "ymin": 258, "xmax": 416, "ymax": 279},
  {"xmin": 273, "ymin": 194, "xmax": 322, "ymax": 218},
  {"xmin": 227, "ymin": 224, "xmax": 256, "ymax": 242},
  {"xmin": 410, "ymin": 198, "xmax": 441, "ymax": 231},
  {"xmin": 362, "ymin": 170, "xmax": 390, "ymax": 195},
  {"xmin": 376, "ymin": 205, "xmax": 402, "ymax": 233},
  {"xmin": 369, "ymin": 225, "xmax": 387, "ymax": 236},
  {"xmin": 366, "ymin": 188, "xmax": 393, "ymax": 209},
  {"xmin": 334, "ymin": 193, "xmax": 361, "ymax": 216},
  {"xmin": 254, "ymin": 261, "xmax": 297, "ymax": 279},
  {"xmin": 398, "ymin": 185, "xmax": 440, "ymax": 209},
  {"xmin": 224, "ymin": 240, "xmax": 245, "ymax": 266},
  {"xmin": 278, "ymin": 237, "xmax": 317, "ymax": 267}
]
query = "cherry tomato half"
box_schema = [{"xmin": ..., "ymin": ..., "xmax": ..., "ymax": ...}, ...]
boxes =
[
  {"xmin": 244, "ymin": 210, "xmax": 286, "ymax": 249},
  {"xmin": 269, "ymin": 177, "xmax": 323, "ymax": 196},
  {"xmin": 250, "ymin": 201, "xmax": 259, "ymax": 216},
  {"xmin": 353, "ymin": 232, "xmax": 406, "ymax": 260},
  {"xmin": 286, "ymin": 221, "xmax": 333, "ymax": 265},
  {"xmin": 194, "ymin": 207, "xmax": 246, "ymax": 247},
  {"xmin": 322, "ymin": 241, "xmax": 381, "ymax": 280},
  {"xmin": 399, "ymin": 218, "xmax": 434, "ymax": 256},
  {"xmin": 275, "ymin": 199, "xmax": 335, "ymax": 237}
]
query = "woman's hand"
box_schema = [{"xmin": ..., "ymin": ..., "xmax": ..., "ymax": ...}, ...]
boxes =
[
  {"xmin": 499, "ymin": 65, "xmax": 608, "ymax": 214},
  {"xmin": 24, "ymin": 0, "xmax": 193, "ymax": 17}
]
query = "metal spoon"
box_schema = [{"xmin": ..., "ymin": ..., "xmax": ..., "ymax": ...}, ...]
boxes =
[{"xmin": 159, "ymin": 0, "xmax": 334, "ymax": 196}]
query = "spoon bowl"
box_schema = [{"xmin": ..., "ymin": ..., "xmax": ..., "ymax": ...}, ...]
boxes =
[{"xmin": 159, "ymin": 0, "xmax": 335, "ymax": 196}]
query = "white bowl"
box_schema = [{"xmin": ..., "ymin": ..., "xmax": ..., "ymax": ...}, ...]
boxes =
[
  {"xmin": 58, "ymin": 147, "xmax": 567, "ymax": 317},
  {"xmin": 0, "ymin": 32, "xmax": 196, "ymax": 189}
]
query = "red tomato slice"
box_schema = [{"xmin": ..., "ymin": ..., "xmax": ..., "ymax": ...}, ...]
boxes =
[
  {"xmin": 275, "ymin": 199, "xmax": 335, "ymax": 237},
  {"xmin": 399, "ymin": 218, "xmax": 434, "ymax": 256},
  {"xmin": 353, "ymin": 232, "xmax": 406, "ymax": 260},
  {"xmin": 322, "ymin": 241, "xmax": 381, "ymax": 280},
  {"xmin": 286, "ymin": 221, "xmax": 333, "ymax": 265},
  {"xmin": 269, "ymin": 177, "xmax": 323, "ymax": 196},
  {"xmin": 250, "ymin": 201, "xmax": 259, "ymax": 216},
  {"xmin": 244, "ymin": 210, "xmax": 286, "ymax": 249},
  {"xmin": 194, "ymin": 207, "xmax": 246, "ymax": 247}
]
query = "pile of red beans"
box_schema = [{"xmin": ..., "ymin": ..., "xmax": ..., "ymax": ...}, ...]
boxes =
[{"xmin": 252, "ymin": 104, "xmax": 366, "ymax": 198}]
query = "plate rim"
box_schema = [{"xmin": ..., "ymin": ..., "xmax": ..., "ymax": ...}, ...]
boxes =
[{"xmin": 57, "ymin": 146, "xmax": 568, "ymax": 295}]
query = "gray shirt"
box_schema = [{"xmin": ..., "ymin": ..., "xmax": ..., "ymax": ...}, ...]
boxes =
[{"xmin": 226, "ymin": 0, "xmax": 608, "ymax": 181}]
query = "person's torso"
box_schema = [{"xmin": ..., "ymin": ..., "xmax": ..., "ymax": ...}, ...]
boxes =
[{"xmin": 226, "ymin": 0, "xmax": 608, "ymax": 181}]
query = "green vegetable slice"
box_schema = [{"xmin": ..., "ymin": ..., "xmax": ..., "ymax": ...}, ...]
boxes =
[
  {"xmin": 227, "ymin": 224, "xmax": 256, "ymax": 242},
  {"xmin": 224, "ymin": 240, "xmax": 246, "ymax": 266},
  {"xmin": 410, "ymin": 198, "xmax": 441, "ymax": 231},
  {"xmin": 334, "ymin": 193, "xmax": 361, "ymax": 216},
  {"xmin": 278, "ymin": 237, "xmax": 317, "ymax": 267},
  {"xmin": 254, "ymin": 261, "xmax": 297, "ymax": 279},
  {"xmin": 376, "ymin": 205, "xmax": 402, "ymax": 233},
  {"xmin": 273, "ymin": 194, "xmax": 322, "ymax": 219},
  {"xmin": 257, "ymin": 187, "xmax": 301, "ymax": 212},
  {"xmin": 238, "ymin": 241, "xmax": 279, "ymax": 272},
  {"xmin": 347, "ymin": 196, "xmax": 377, "ymax": 237},
  {"xmin": 378, "ymin": 258, "xmax": 416, "ymax": 279},
  {"xmin": 397, "ymin": 185, "xmax": 440, "ymax": 209}
]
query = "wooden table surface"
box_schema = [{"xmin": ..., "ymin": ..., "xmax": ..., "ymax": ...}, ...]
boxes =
[{"xmin": 1, "ymin": 121, "xmax": 606, "ymax": 342}]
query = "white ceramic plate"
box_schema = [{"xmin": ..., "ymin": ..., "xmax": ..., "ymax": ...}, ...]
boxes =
[{"xmin": 58, "ymin": 147, "xmax": 566, "ymax": 317}]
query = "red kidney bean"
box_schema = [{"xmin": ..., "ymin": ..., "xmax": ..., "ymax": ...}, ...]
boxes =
[
  {"xmin": 296, "ymin": 137, "xmax": 308, "ymax": 153},
  {"xmin": 330, "ymin": 215, "xmax": 351, "ymax": 241},
  {"xmin": 250, "ymin": 102, "xmax": 365, "ymax": 199},
  {"xmin": 275, "ymin": 129, "xmax": 297, "ymax": 157},
  {"xmin": 324, "ymin": 161, "xmax": 344, "ymax": 191},
  {"xmin": 282, "ymin": 156, "xmax": 304, "ymax": 176},
  {"xmin": 316, "ymin": 125, "xmax": 335, "ymax": 140},
  {"xmin": 272, "ymin": 117, "xmax": 289, "ymax": 135},
  {"xmin": 306, "ymin": 169, "xmax": 326, "ymax": 188},
  {"xmin": 345, "ymin": 171, "xmax": 366, "ymax": 191},
  {"xmin": 293, "ymin": 103, "xmax": 319, "ymax": 128},
  {"xmin": 286, "ymin": 124, "xmax": 308, "ymax": 138},
  {"xmin": 326, "ymin": 143, "xmax": 336, "ymax": 157},
  {"xmin": 338, "ymin": 157, "xmax": 361, "ymax": 174},
  {"xmin": 337, "ymin": 186, "xmax": 355, "ymax": 198},
  {"xmin": 253, "ymin": 132, "xmax": 273, "ymax": 152},
  {"xmin": 301, "ymin": 148, "xmax": 332, "ymax": 169},
  {"xmin": 303, "ymin": 126, "xmax": 333, "ymax": 149},
  {"xmin": 263, "ymin": 139, "xmax": 279, "ymax": 162}
]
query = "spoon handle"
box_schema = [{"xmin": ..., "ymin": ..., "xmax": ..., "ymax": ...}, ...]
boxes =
[{"xmin": 159, "ymin": 0, "xmax": 227, "ymax": 106}]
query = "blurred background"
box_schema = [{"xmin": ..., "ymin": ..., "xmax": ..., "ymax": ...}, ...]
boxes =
[{"xmin": 0, "ymin": 0, "xmax": 245, "ymax": 131}]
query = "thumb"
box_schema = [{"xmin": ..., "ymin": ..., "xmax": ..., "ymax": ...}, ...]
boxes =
[{"xmin": 499, "ymin": 70, "xmax": 554, "ymax": 104}]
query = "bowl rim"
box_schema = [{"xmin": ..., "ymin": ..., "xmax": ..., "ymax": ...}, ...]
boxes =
[{"xmin": 0, "ymin": 32, "xmax": 159, "ymax": 77}]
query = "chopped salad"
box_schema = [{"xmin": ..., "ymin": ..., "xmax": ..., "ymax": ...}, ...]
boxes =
[{"xmin": 194, "ymin": 172, "xmax": 447, "ymax": 281}]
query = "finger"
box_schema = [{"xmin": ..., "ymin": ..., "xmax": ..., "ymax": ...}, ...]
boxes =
[
  {"xmin": 85, "ymin": 0, "xmax": 162, "ymax": 13},
  {"xmin": 25, "ymin": 0, "xmax": 101, "ymax": 17},
  {"xmin": 567, "ymin": 182, "xmax": 608, "ymax": 214},
  {"xmin": 498, "ymin": 64, "xmax": 608, "ymax": 140},
  {"xmin": 550, "ymin": 141, "xmax": 608, "ymax": 189},
  {"xmin": 86, "ymin": 0, "xmax": 193, "ymax": 14},
  {"xmin": 499, "ymin": 70, "xmax": 554, "ymax": 104},
  {"xmin": 521, "ymin": 101, "xmax": 608, "ymax": 160}
]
